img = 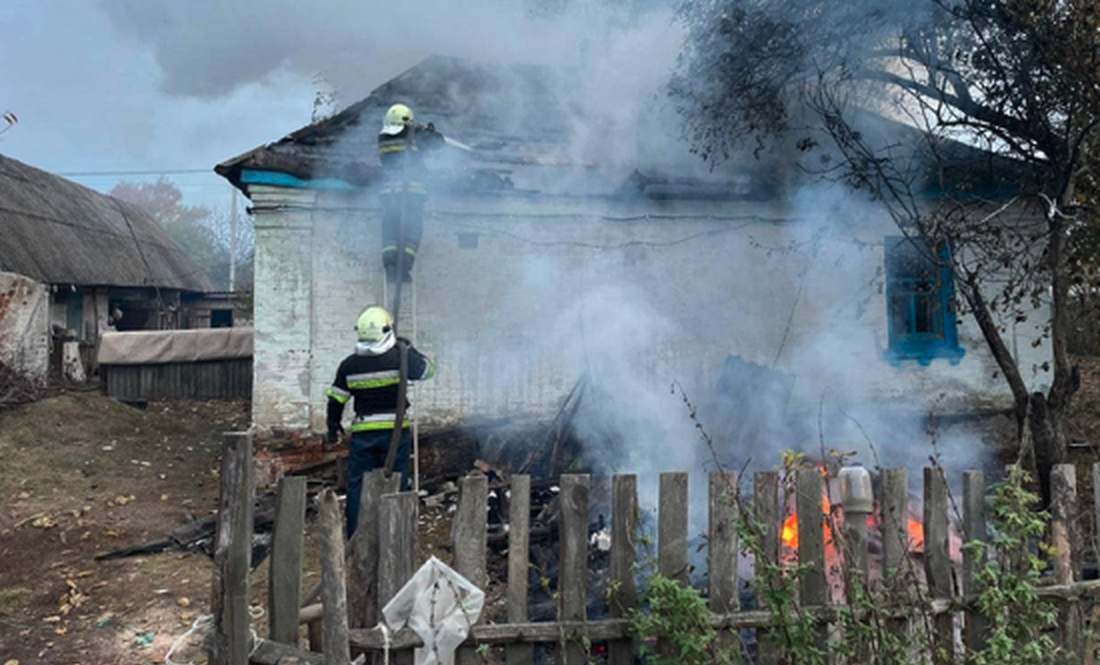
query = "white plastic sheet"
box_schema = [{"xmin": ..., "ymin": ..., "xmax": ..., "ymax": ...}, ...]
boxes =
[{"xmin": 381, "ymin": 556, "xmax": 485, "ymax": 665}]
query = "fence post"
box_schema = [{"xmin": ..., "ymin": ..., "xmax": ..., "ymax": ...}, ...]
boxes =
[
  {"xmin": 754, "ymin": 471, "xmax": 780, "ymax": 665},
  {"xmin": 209, "ymin": 432, "xmax": 253, "ymax": 665},
  {"xmin": 454, "ymin": 475, "xmax": 488, "ymax": 665},
  {"xmin": 924, "ymin": 466, "xmax": 954, "ymax": 665},
  {"xmin": 962, "ymin": 470, "xmax": 988, "ymax": 655},
  {"xmin": 559, "ymin": 474, "xmax": 590, "ymax": 665},
  {"xmin": 658, "ymin": 472, "xmax": 689, "ymax": 583},
  {"xmin": 609, "ymin": 474, "xmax": 637, "ymax": 665},
  {"xmin": 709, "ymin": 472, "xmax": 739, "ymax": 652},
  {"xmin": 506, "ymin": 475, "xmax": 534, "ymax": 665},
  {"xmin": 881, "ymin": 468, "xmax": 910, "ymax": 646},
  {"xmin": 379, "ymin": 492, "xmax": 418, "ymax": 665},
  {"xmin": 269, "ymin": 475, "xmax": 307, "ymax": 645},
  {"xmin": 319, "ymin": 489, "xmax": 351, "ymax": 665},
  {"xmin": 349, "ymin": 470, "xmax": 401, "ymax": 629},
  {"xmin": 796, "ymin": 467, "xmax": 827, "ymax": 651},
  {"xmin": 1052, "ymin": 464, "xmax": 1082, "ymax": 657}
]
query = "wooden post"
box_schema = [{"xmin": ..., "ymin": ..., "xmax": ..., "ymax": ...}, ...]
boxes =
[
  {"xmin": 506, "ymin": 475, "xmax": 534, "ymax": 665},
  {"xmin": 881, "ymin": 468, "xmax": 910, "ymax": 580},
  {"xmin": 962, "ymin": 470, "xmax": 988, "ymax": 655},
  {"xmin": 379, "ymin": 492, "xmax": 418, "ymax": 665},
  {"xmin": 349, "ymin": 470, "xmax": 401, "ymax": 629},
  {"xmin": 796, "ymin": 468, "xmax": 827, "ymax": 650},
  {"xmin": 658, "ymin": 472, "xmax": 689, "ymax": 583},
  {"xmin": 269, "ymin": 475, "xmax": 307, "ymax": 645},
  {"xmin": 319, "ymin": 489, "xmax": 351, "ymax": 665},
  {"xmin": 1052, "ymin": 464, "xmax": 1082, "ymax": 656},
  {"xmin": 1093, "ymin": 463, "xmax": 1100, "ymax": 566},
  {"xmin": 209, "ymin": 432, "xmax": 253, "ymax": 665},
  {"xmin": 754, "ymin": 471, "xmax": 780, "ymax": 665},
  {"xmin": 453, "ymin": 475, "xmax": 488, "ymax": 665},
  {"xmin": 924, "ymin": 467, "xmax": 953, "ymax": 665},
  {"xmin": 709, "ymin": 472, "xmax": 739, "ymax": 652},
  {"xmin": 558, "ymin": 474, "xmax": 590, "ymax": 665},
  {"xmin": 609, "ymin": 475, "xmax": 638, "ymax": 665}
]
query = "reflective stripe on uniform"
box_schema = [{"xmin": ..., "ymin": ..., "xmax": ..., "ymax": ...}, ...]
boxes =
[
  {"xmin": 418, "ymin": 360, "xmax": 436, "ymax": 380},
  {"xmin": 351, "ymin": 413, "xmax": 410, "ymax": 431},
  {"xmin": 347, "ymin": 370, "xmax": 401, "ymax": 390},
  {"xmin": 327, "ymin": 386, "xmax": 351, "ymax": 404},
  {"xmin": 381, "ymin": 245, "xmax": 417, "ymax": 256}
]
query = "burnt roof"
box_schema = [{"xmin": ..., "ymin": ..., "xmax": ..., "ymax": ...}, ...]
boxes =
[
  {"xmin": 217, "ymin": 55, "xmax": 1033, "ymax": 202},
  {"xmin": 0, "ymin": 153, "xmax": 213, "ymax": 291}
]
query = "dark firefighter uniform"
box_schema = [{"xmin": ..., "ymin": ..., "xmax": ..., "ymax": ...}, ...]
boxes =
[
  {"xmin": 327, "ymin": 306, "xmax": 436, "ymax": 536},
  {"xmin": 378, "ymin": 107, "xmax": 445, "ymax": 283}
]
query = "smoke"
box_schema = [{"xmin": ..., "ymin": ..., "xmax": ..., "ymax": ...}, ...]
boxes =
[
  {"xmin": 94, "ymin": 0, "xmax": 1007, "ymax": 529},
  {"xmin": 95, "ymin": 0, "xmax": 681, "ymax": 104}
]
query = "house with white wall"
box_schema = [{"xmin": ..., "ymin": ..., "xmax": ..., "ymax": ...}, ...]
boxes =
[{"xmin": 216, "ymin": 56, "xmax": 1050, "ymax": 456}]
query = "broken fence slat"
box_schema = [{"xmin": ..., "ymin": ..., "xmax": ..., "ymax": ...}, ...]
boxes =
[
  {"xmin": 924, "ymin": 466, "xmax": 954, "ymax": 665},
  {"xmin": 348, "ymin": 470, "xmax": 400, "ymax": 629},
  {"xmin": 754, "ymin": 471, "xmax": 780, "ymax": 665},
  {"xmin": 795, "ymin": 467, "xmax": 827, "ymax": 652},
  {"xmin": 270, "ymin": 475, "xmax": 307, "ymax": 645},
  {"xmin": 319, "ymin": 489, "xmax": 351, "ymax": 665},
  {"xmin": 609, "ymin": 474, "xmax": 637, "ymax": 665},
  {"xmin": 506, "ymin": 474, "xmax": 534, "ymax": 665},
  {"xmin": 379, "ymin": 491, "xmax": 418, "ymax": 665},
  {"xmin": 454, "ymin": 475, "xmax": 488, "ymax": 665},
  {"xmin": 210, "ymin": 432, "xmax": 253, "ymax": 665},
  {"xmin": 962, "ymin": 470, "xmax": 988, "ymax": 655},
  {"xmin": 559, "ymin": 474, "xmax": 590, "ymax": 665}
]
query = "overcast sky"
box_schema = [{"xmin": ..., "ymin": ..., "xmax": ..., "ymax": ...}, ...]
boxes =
[{"xmin": 0, "ymin": 1, "xmax": 679, "ymax": 214}]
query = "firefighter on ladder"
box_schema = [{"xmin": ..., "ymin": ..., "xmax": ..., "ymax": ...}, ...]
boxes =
[
  {"xmin": 326, "ymin": 306, "xmax": 436, "ymax": 537},
  {"xmin": 378, "ymin": 103, "xmax": 444, "ymax": 284}
]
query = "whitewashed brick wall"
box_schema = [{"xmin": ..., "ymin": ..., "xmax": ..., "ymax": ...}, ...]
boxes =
[{"xmin": 249, "ymin": 188, "xmax": 1052, "ymax": 434}]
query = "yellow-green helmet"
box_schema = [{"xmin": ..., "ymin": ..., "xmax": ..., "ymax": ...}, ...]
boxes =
[
  {"xmin": 356, "ymin": 306, "xmax": 395, "ymax": 355},
  {"xmin": 381, "ymin": 103, "xmax": 414, "ymax": 135}
]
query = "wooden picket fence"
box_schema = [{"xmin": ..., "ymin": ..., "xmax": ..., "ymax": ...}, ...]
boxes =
[{"xmin": 205, "ymin": 433, "xmax": 1100, "ymax": 665}]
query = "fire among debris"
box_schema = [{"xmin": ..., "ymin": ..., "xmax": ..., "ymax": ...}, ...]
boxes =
[{"xmin": 780, "ymin": 500, "xmax": 926, "ymax": 553}]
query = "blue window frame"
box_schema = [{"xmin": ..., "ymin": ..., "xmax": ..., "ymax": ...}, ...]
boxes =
[{"xmin": 883, "ymin": 236, "xmax": 965, "ymax": 366}]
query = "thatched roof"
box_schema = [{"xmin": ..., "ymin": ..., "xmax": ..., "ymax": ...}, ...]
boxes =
[{"xmin": 0, "ymin": 154, "xmax": 212, "ymax": 292}]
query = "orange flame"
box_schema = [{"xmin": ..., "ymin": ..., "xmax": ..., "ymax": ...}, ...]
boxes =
[
  {"xmin": 908, "ymin": 518, "xmax": 925, "ymax": 551},
  {"xmin": 781, "ymin": 494, "xmax": 833, "ymax": 551},
  {"xmin": 783, "ymin": 504, "xmax": 926, "ymax": 554}
]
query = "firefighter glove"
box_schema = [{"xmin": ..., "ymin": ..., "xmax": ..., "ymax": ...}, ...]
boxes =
[{"xmin": 326, "ymin": 423, "xmax": 345, "ymax": 445}]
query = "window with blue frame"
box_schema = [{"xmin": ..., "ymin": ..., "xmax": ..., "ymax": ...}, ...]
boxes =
[{"xmin": 883, "ymin": 236, "xmax": 965, "ymax": 366}]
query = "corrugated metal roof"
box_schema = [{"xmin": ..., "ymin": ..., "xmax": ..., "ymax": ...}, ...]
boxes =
[{"xmin": 0, "ymin": 153, "xmax": 213, "ymax": 292}]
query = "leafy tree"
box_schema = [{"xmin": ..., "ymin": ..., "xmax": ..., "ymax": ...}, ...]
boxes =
[
  {"xmin": 109, "ymin": 178, "xmax": 253, "ymax": 292},
  {"xmin": 671, "ymin": 0, "xmax": 1100, "ymax": 501}
]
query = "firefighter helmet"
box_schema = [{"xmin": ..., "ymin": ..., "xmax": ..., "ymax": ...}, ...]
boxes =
[
  {"xmin": 355, "ymin": 306, "xmax": 395, "ymax": 355},
  {"xmin": 381, "ymin": 103, "xmax": 414, "ymax": 136}
]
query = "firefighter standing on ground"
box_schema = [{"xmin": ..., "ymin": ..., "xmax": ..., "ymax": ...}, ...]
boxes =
[
  {"xmin": 378, "ymin": 103, "xmax": 444, "ymax": 283},
  {"xmin": 326, "ymin": 306, "xmax": 436, "ymax": 537}
]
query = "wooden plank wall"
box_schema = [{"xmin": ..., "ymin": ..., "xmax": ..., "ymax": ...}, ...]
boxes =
[{"xmin": 103, "ymin": 358, "xmax": 251, "ymax": 400}]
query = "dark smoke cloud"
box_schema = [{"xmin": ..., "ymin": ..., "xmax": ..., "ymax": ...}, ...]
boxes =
[{"xmin": 95, "ymin": 0, "xmax": 678, "ymax": 101}]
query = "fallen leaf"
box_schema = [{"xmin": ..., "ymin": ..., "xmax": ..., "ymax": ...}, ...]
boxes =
[
  {"xmin": 54, "ymin": 627, "xmax": 67, "ymax": 636},
  {"xmin": 4, "ymin": 659, "xmax": 19, "ymax": 665},
  {"xmin": 176, "ymin": 597, "xmax": 190, "ymax": 608},
  {"xmin": 42, "ymin": 615, "xmax": 61, "ymax": 623},
  {"xmin": 159, "ymin": 494, "xmax": 169, "ymax": 502}
]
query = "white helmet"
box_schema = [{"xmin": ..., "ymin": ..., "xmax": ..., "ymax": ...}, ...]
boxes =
[{"xmin": 355, "ymin": 306, "xmax": 395, "ymax": 356}]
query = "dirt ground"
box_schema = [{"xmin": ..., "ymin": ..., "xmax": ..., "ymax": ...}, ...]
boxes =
[{"xmin": 0, "ymin": 392, "xmax": 249, "ymax": 665}]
